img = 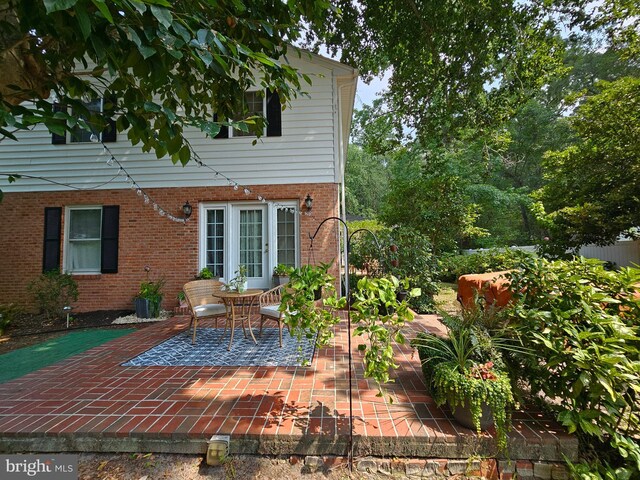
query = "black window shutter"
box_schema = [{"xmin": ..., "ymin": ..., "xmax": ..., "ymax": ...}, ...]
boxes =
[
  {"xmin": 266, "ymin": 89, "xmax": 282, "ymax": 137},
  {"xmin": 101, "ymin": 96, "xmax": 117, "ymax": 143},
  {"xmin": 43, "ymin": 207, "xmax": 62, "ymax": 272},
  {"xmin": 51, "ymin": 104, "xmax": 66, "ymax": 145},
  {"xmin": 213, "ymin": 113, "xmax": 228, "ymax": 139},
  {"xmin": 101, "ymin": 205, "xmax": 119, "ymax": 274}
]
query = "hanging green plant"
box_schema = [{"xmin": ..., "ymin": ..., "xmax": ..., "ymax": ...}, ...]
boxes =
[
  {"xmin": 280, "ymin": 262, "xmax": 345, "ymax": 359},
  {"xmin": 350, "ymin": 275, "xmax": 420, "ymax": 399}
]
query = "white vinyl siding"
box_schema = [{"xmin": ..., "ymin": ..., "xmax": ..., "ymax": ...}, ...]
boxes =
[
  {"xmin": 65, "ymin": 206, "xmax": 102, "ymax": 273},
  {"xmin": 0, "ymin": 54, "xmax": 348, "ymax": 191}
]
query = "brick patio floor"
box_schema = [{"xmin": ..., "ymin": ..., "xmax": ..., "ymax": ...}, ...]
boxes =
[{"xmin": 0, "ymin": 314, "xmax": 577, "ymax": 461}]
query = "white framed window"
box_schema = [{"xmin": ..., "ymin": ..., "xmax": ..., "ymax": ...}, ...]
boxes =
[
  {"xmin": 230, "ymin": 91, "xmax": 266, "ymax": 138},
  {"xmin": 70, "ymin": 98, "xmax": 103, "ymax": 143},
  {"xmin": 64, "ymin": 206, "xmax": 102, "ymax": 273}
]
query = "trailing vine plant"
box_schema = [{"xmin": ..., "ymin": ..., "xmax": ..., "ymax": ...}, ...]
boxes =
[
  {"xmin": 350, "ymin": 275, "xmax": 420, "ymax": 400},
  {"xmin": 432, "ymin": 361, "xmax": 514, "ymax": 450},
  {"xmin": 280, "ymin": 262, "xmax": 345, "ymax": 363}
]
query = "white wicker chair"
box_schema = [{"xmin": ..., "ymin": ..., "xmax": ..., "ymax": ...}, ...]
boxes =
[
  {"xmin": 183, "ymin": 279, "xmax": 226, "ymax": 344},
  {"xmin": 258, "ymin": 285, "xmax": 288, "ymax": 347}
]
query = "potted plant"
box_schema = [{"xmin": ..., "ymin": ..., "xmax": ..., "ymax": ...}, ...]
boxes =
[
  {"xmin": 135, "ymin": 279, "xmax": 165, "ymax": 318},
  {"xmin": 225, "ymin": 265, "xmax": 248, "ymax": 292},
  {"xmin": 196, "ymin": 267, "xmax": 214, "ymax": 279},
  {"xmin": 273, "ymin": 264, "xmax": 291, "ymax": 286},
  {"xmin": 412, "ymin": 317, "xmax": 523, "ymax": 450},
  {"xmin": 177, "ymin": 291, "xmax": 187, "ymax": 307},
  {"xmin": 134, "ymin": 267, "xmax": 165, "ymax": 318}
]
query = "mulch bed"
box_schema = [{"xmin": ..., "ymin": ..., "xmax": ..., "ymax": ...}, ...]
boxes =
[{"xmin": 0, "ymin": 310, "xmax": 149, "ymax": 355}]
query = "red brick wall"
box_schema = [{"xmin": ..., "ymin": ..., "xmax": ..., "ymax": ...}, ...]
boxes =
[{"xmin": 0, "ymin": 183, "xmax": 340, "ymax": 312}]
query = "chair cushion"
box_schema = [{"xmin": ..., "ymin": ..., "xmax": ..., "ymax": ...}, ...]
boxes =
[
  {"xmin": 194, "ymin": 303, "xmax": 226, "ymax": 318},
  {"xmin": 260, "ymin": 305, "xmax": 281, "ymax": 318},
  {"xmin": 260, "ymin": 305, "xmax": 297, "ymax": 318}
]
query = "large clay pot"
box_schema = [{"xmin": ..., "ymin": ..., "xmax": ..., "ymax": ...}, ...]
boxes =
[{"xmin": 452, "ymin": 402, "xmax": 494, "ymax": 431}]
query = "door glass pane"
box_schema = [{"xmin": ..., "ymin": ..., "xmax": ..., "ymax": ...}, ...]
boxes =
[
  {"xmin": 240, "ymin": 209, "xmax": 262, "ymax": 277},
  {"xmin": 277, "ymin": 208, "xmax": 296, "ymax": 268},
  {"xmin": 206, "ymin": 209, "xmax": 224, "ymax": 278}
]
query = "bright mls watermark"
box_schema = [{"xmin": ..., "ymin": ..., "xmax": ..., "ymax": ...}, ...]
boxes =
[{"xmin": 1, "ymin": 455, "xmax": 77, "ymax": 479}]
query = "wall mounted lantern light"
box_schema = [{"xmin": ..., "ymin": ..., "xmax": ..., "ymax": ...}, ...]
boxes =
[
  {"xmin": 182, "ymin": 201, "xmax": 193, "ymax": 219},
  {"xmin": 304, "ymin": 194, "xmax": 313, "ymax": 212}
]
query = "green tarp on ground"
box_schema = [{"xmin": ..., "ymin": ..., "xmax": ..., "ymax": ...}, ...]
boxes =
[{"xmin": 0, "ymin": 328, "xmax": 135, "ymax": 384}]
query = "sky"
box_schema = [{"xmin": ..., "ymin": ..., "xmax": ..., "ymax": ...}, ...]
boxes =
[{"xmin": 354, "ymin": 73, "xmax": 389, "ymax": 108}]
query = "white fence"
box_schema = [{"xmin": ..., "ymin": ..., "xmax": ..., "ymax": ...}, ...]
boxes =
[
  {"xmin": 462, "ymin": 246, "xmax": 537, "ymax": 255},
  {"xmin": 578, "ymin": 240, "xmax": 640, "ymax": 268},
  {"xmin": 463, "ymin": 240, "xmax": 640, "ymax": 268}
]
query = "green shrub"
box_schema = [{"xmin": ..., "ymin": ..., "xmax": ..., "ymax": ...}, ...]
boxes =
[
  {"xmin": 196, "ymin": 267, "xmax": 214, "ymax": 279},
  {"xmin": 505, "ymin": 256, "xmax": 640, "ymax": 476},
  {"xmin": 438, "ymin": 248, "xmax": 532, "ymax": 283},
  {"xmin": 28, "ymin": 270, "xmax": 79, "ymax": 320},
  {"xmin": 0, "ymin": 303, "xmax": 22, "ymax": 335},
  {"xmin": 349, "ymin": 225, "xmax": 439, "ymax": 313},
  {"xmin": 412, "ymin": 314, "xmax": 524, "ymax": 451}
]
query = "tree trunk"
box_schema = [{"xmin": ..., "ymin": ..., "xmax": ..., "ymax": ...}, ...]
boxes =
[{"xmin": 0, "ymin": 2, "xmax": 50, "ymax": 105}]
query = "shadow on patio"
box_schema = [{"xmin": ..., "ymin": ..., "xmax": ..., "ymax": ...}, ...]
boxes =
[{"xmin": 0, "ymin": 313, "xmax": 577, "ymax": 463}]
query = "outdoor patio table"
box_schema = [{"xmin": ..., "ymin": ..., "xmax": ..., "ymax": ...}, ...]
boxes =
[{"xmin": 213, "ymin": 289, "xmax": 263, "ymax": 350}]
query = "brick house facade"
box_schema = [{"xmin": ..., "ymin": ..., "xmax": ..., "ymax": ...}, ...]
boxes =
[{"xmin": 0, "ymin": 52, "xmax": 356, "ymax": 312}]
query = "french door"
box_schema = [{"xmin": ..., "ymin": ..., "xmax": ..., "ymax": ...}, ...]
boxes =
[
  {"xmin": 200, "ymin": 201, "xmax": 299, "ymax": 290},
  {"xmin": 233, "ymin": 205, "xmax": 269, "ymax": 288}
]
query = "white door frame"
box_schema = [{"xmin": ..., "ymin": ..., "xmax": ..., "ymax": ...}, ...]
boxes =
[{"xmin": 199, "ymin": 201, "xmax": 300, "ymax": 289}]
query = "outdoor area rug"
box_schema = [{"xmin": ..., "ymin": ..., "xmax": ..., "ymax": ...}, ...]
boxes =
[
  {"xmin": 0, "ymin": 328, "xmax": 136, "ymax": 384},
  {"xmin": 122, "ymin": 327, "xmax": 316, "ymax": 367}
]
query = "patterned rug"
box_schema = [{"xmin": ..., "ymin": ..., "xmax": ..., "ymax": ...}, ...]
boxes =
[{"xmin": 122, "ymin": 327, "xmax": 316, "ymax": 367}]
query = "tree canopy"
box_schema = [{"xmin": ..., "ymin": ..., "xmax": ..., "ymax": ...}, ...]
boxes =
[
  {"xmin": 312, "ymin": 0, "xmax": 566, "ymax": 141},
  {"xmin": 0, "ymin": 0, "xmax": 327, "ymax": 163},
  {"xmin": 535, "ymin": 77, "xmax": 640, "ymax": 254}
]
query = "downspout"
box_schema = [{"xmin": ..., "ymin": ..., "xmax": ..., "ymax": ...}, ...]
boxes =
[{"xmin": 337, "ymin": 70, "xmax": 358, "ymax": 297}]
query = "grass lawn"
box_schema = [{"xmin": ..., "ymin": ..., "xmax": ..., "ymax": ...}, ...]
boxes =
[
  {"xmin": 0, "ymin": 328, "xmax": 135, "ymax": 384},
  {"xmin": 434, "ymin": 282, "xmax": 460, "ymax": 315}
]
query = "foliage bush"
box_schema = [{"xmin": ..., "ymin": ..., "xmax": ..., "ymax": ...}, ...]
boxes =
[
  {"xmin": 438, "ymin": 248, "xmax": 532, "ymax": 283},
  {"xmin": 0, "ymin": 303, "xmax": 22, "ymax": 335},
  {"xmin": 504, "ymin": 256, "xmax": 640, "ymax": 477},
  {"xmin": 136, "ymin": 279, "xmax": 165, "ymax": 304},
  {"xmin": 412, "ymin": 313, "xmax": 524, "ymax": 450},
  {"xmin": 28, "ymin": 270, "xmax": 79, "ymax": 320},
  {"xmin": 196, "ymin": 267, "xmax": 214, "ymax": 279},
  {"xmin": 348, "ymin": 224, "xmax": 439, "ymax": 313}
]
